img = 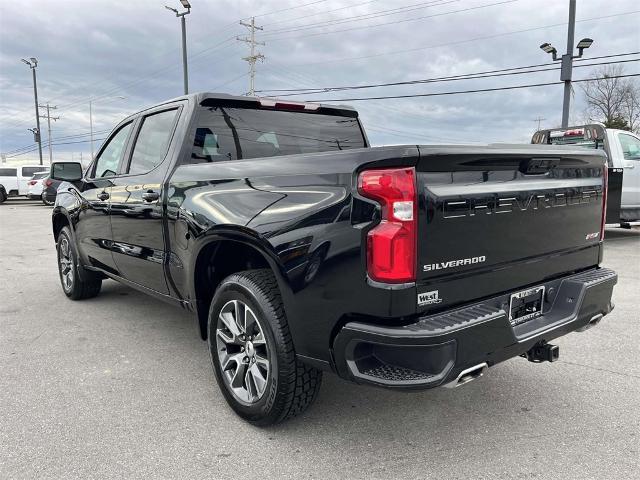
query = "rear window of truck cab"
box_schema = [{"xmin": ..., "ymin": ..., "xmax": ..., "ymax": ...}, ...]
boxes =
[{"xmin": 185, "ymin": 105, "xmax": 366, "ymax": 163}]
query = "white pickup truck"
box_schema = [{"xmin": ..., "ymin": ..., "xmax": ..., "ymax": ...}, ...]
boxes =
[
  {"xmin": 0, "ymin": 165, "xmax": 49, "ymax": 203},
  {"xmin": 532, "ymin": 124, "xmax": 640, "ymax": 226}
]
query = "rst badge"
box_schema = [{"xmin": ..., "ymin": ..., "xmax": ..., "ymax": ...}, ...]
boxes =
[{"xmin": 418, "ymin": 290, "xmax": 442, "ymax": 306}]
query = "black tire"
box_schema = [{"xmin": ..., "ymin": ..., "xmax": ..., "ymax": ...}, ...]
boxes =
[
  {"xmin": 56, "ymin": 226, "xmax": 102, "ymax": 300},
  {"xmin": 43, "ymin": 195, "xmax": 54, "ymax": 206},
  {"xmin": 0, "ymin": 189, "xmax": 6, "ymax": 204},
  {"xmin": 208, "ymin": 269, "xmax": 322, "ymax": 425}
]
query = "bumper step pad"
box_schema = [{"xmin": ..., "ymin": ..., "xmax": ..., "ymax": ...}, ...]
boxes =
[{"xmin": 333, "ymin": 268, "xmax": 617, "ymax": 389}]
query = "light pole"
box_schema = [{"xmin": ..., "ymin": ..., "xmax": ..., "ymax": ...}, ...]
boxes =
[
  {"xmin": 21, "ymin": 57, "xmax": 44, "ymax": 165},
  {"xmin": 165, "ymin": 0, "xmax": 192, "ymax": 95},
  {"xmin": 539, "ymin": 0, "xmax": 593, "ymax": 128},
  {"xmin": 89, "ymin": 96, "xmax": 126, "ymax": 160}
]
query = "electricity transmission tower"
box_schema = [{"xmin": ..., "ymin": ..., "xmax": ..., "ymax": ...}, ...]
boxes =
[
  {"xmin": 533, "ymin": 116, "xmax": 546, "ymax": 131},
  {"xmin": 237, "ymin": 17, "xmax": 265, "ymax": 96},
  {"xmin": 39, "ymin": 103, "xmax": 59, "ymax": 164}
]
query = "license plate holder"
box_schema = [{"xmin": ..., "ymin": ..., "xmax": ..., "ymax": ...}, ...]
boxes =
[{"xmin": 509, "ymin": 286, "xmax": 545, "ymax": 326}]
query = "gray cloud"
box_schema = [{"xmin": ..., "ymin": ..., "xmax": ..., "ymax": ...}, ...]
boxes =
[{"xmin": 0, "ymin": 0, "xmax": 638, "ymax": 164}]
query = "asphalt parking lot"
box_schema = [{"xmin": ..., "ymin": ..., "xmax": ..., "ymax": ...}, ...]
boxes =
[{"xmin": 1, "ymin": 199, "xmax": 639, "ymax": 480}]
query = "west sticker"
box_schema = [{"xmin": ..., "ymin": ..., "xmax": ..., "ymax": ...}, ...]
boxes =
[{"xmin": 418, "ymin": 290, "xmax": 442, "ymax": 306}]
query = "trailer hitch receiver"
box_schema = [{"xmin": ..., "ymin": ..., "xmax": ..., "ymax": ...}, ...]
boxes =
[{"xmin": 523, "ymin": 342, "xmax": 559, "ymax": 363}]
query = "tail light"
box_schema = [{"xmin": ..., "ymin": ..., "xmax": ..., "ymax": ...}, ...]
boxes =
[
  {"xmin": 600, "ymin": 163, "xmax": 608, "ymax": 240},
  {"xmin": 358, "ymin": 167, "xmax": 417, "ymax": 283},
  {"xmin": 28, "ymin": 180, "xmax": 37, "ymax": 185},
  {"xmin": 44, "ymin": 179, "xmax": 52, "ymax": 187}
]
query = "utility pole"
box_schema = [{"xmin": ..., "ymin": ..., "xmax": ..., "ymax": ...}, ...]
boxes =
[
  {"xmin": 165, "ymin": 0, "xmax": 192, "ymax": 95},
  {"xmin": 39, "ymin": 103, "xmax": 59, "ymax": 164},
  {"xmin": 533, "ymin": 116, "xmax": 546, "ymax": 131},
  {"xmin": 89, "ymin": 100, "xmax": 94, "ymax": 160},
  {"xmin": 539, "ymin": 0, "xmax": 593, "ymax": 128},
  {"xmin": 560, "ymin": 0, "xmax": 577, "ymax": 128},
  {"xmin": 237, "ymin": 17, "xmax": 265, "ymax": 96},
  {"xmin": 21, "ymin": 57, "xmax": 44, "ymax": 165}
]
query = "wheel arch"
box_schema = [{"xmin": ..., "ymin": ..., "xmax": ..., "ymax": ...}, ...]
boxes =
[
  {"xmin": 190, "ymin": 228, "xmax": 291, "ymax": 340},
  {"xmin": 52, "ymin": 207, "xmax": 72, "ymax": 242}
]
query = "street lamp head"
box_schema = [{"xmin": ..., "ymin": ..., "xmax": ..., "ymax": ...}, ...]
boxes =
[
  {"xmin": 30, "ymin": 57, "xmax": 38, "ymax": 66},
  {"xmin": 180, "ymin": 0, "xmax": 191, "ymax": 9},
  {"xmin": 576, "ymin": 38, "xmax": 593, "ymax": 49},
  {"xmin": 539, "ymin": 43, "xmax": 557, "ymax": 55}
]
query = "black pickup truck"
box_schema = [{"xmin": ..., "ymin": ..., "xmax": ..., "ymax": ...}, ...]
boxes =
[{"xmin": 51, "ymin": 93, "xmax": 617, "ymax": 425}]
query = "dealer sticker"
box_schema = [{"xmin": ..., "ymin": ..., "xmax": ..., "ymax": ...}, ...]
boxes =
[{"xmin": 418, "ymin": 290, "xmax": 442, "ymax": 306}]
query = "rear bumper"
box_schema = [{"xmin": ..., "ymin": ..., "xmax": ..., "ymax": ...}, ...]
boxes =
[{"xmin": 332, "ymin": 267, "xmax": 617, "ymax": 389}]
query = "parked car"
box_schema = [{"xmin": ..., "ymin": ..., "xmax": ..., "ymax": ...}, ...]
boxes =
[
  {"xmin": 532, "ymin": 123, "xmax": 640, "ymax": 226},
  {"xmin": 51, "ymin": 93, "xmax": 617, "ymax": 425},
  {"xmin": 0, "ymin": 165, "xmax": 48, "ymax": 203},
  {"xmin": 27, "ymin": 171, "xmax": 50, "ymax": 200},
  {"xmin": 42, "ymin": 162, "xmax": 83, "ymax": 206}
]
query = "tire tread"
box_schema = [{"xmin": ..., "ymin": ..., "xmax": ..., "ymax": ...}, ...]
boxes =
[{"xmin": 216, "ymin": 269, "xmax": 322, "ymax": 424}]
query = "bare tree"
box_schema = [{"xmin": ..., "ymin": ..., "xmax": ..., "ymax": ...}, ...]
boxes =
[
  {"xmin": 621, "ymin": 82, "xmax": 640, "ymax": 133},
  {"xmin": 580, "ymin": 65, "xmax": 639, "ymax": 131}
]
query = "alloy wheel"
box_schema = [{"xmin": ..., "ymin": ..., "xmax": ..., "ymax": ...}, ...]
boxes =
[
  {"xmin": 58, "ymin": 237, "xmax": 74, "ymax": 291},
  {"xmin": 215, "ymin": 299, "xmax": 270, "ymax": 404}
]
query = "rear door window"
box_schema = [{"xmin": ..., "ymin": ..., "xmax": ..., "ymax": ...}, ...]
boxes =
[
  {"xmin": 22, "ymin": 166, "xmax": 46, "ymax": 177},
  {"xmin": 0, "ymin": 168, "xmax": 17, "ymax": 176},
  {"xmin": 127, "ymin": 109, "xmax": 178, "ymax": 175}
]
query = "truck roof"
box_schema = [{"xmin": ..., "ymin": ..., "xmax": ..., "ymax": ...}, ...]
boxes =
[{"xmin": 150, "ymin": 92, "xmax": 358, "ymax": 118}]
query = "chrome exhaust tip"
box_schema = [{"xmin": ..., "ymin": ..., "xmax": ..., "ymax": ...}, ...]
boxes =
[
  {"xmin": 577, "ymin": 313, "xmax": 603, "ymax": 332},
  {"xmin": 443, "ymin": 362, "xmax": 488, "ymax": 389}
]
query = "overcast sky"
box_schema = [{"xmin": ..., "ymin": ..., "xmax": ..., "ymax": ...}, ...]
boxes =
[{"xmin": 0, "ymin": 0, "xmax": 638, "ymax": 165}]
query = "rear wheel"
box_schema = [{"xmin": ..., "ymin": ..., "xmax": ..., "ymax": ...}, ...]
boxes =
[
  {"xmin": 57, "ymin": 227, "xmax": 102, "ymax": 300},
  {"xmin": 43, "ymin": 195, "xmax": 54, "ymax": 206},
  {"xmin": 0, "ymin": 189, "xmax": 6, "ymax": 204},
  {"xmin": 208, "ymin": 269, "xmax": 322, "ymax": 425}
]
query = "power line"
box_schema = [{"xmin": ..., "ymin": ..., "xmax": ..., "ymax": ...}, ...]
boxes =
[
  {"xmin": 310, "ymin": 73, "xmax": 640, "ymax": 102},
  {"xmin": 283, "ymin": 10, "xmax": 640, "ymax": 67},
  {"xmin": 2, "ymin": 129, "xmax": 111, "ymax": 156},
  {"xmin": 265, "ymin": 0, "xmax": 519, "ymax": 42},
  {"xmin": 261, "ymin": 0, "xmax": 383, "ymax": 28},
  {"xmin": 261, "ymin": 0, "xmax": 458, "ymax": 36},
  {"xmin": 5, "ymin": 137, "xmax": 106, "ymax": 159},
  {"xmin": 259, "ymin": 52, "xmax": 640, "ymax": 92},
  {"xmin": 258, "ymin": 57, "xmax": 640, "ymax": 97},
  {"xmin": 247, "ymin": 0, "xmax": 331, "ymax": 19}
]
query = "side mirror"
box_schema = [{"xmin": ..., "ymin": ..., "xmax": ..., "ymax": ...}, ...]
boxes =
[{"xmin": 51, "ymin": 162, "xmax": 83, "ymax": 182}]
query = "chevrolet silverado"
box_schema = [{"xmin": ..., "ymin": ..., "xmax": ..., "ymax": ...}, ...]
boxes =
[{"xmin": 50, "ymin": 93, "xmax": 617, "ymax": 425}]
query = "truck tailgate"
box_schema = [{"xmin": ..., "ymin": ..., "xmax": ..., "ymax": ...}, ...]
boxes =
[{"xmin": 415, "ymin": 144, "xmax": 607, "ymax": 312}]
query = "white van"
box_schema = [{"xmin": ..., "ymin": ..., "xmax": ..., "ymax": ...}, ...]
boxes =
[{"xmin": 0, "ymin": 165, "xmax": 49, "ymax": 203}]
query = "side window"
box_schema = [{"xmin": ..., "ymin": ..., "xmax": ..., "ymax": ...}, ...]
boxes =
[
  {"xmin": 0, "ymin": 168, "xmax": 17, "ymax": 176},
  {"xmin": 94, "ymin": 122, "xmax": 133, "ymax": 178},
  {"xmin": 128, "ymin": 109, "xmax": 178, "ymax": 175},
  {"xmin": 618, "ymin": 133, "xmax": 640, "ymax": 161},
  {"xmin": 22, "ymin": 166, "xmax": 46, "ymax": 177}
]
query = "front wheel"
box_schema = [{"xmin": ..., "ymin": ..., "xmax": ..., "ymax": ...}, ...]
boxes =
[
  {"xmin": 208, "ymin": 269, "xmax": 322, "ymax": 425},
  {"xmin": 57, "ymin": 226, "xmax": 102, "ymax": 300}
]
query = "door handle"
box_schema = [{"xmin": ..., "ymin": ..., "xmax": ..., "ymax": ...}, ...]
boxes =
[
  {"xmin": 97, "ymin": 191, "xmax": 110, "ymax": 201},
  {"xmin": 142, "ymin": 190, "xmax": 160, "ymax": 202}
]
